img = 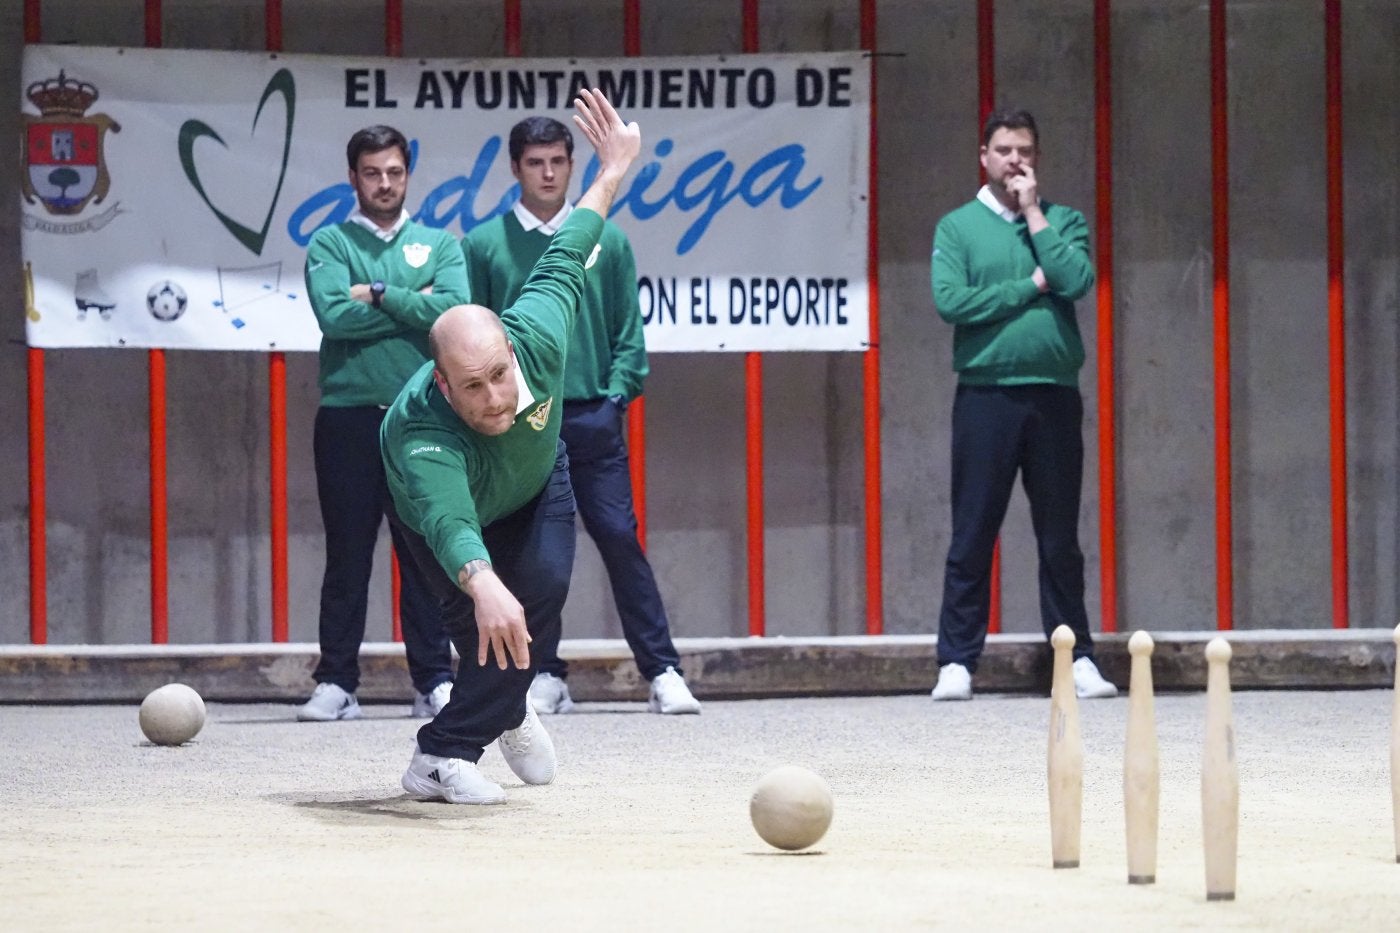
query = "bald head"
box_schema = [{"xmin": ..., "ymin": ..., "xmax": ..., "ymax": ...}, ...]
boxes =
[
  {"xmin": 429, "ymin": 304, "xmax": 508, "ymax": 367},
  {"xmin": 429, "ymin": 305, "xmax": 519, "ymax": 436}
]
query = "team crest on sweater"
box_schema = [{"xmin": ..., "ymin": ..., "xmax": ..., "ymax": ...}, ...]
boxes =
[
  {"xmin": 526, "ymin": 397, "xmax": 553, "ymax": 431},
  {"xmin": 402, "ymin": 242, "xmax": 432, "ymax": 268}
]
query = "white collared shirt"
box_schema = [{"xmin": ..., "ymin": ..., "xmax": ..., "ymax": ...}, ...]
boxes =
[
  {"xmin": 977, "ymin": 184, "xmax": 1042, "ymax": 224},
  {"xmin": 513, "ymin": 200, "xmax": 573, "ymax": 236},
  {"xmin": 512, "ymin": 353, "xmax": 536, "ymax": 418},
  {"xmin": 348, "ymin": 206, "xmax": 410, "ymax": 242}
]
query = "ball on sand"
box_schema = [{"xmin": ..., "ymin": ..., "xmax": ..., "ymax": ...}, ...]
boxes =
[
  {"xmin": 750, "ymin": 765, "xmax": 834, "ymax": 851},
  {"xmin": 138, "ymin": 683, "xmax": 206, "ymax": 746}
]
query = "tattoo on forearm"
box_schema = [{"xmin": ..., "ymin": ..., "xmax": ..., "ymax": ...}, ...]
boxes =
[{"xmin": 458, "ymin": 559, "xmax": 491, "ymax": 589}]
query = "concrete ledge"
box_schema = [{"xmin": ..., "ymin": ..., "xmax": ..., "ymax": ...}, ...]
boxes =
[{"xmin": 0, "ymin": 629, "xmax": 1394, "ymax": 703}]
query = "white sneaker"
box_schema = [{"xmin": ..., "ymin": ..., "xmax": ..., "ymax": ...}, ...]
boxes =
[
  {"xmin": 931, "ymin": 663, "xmax": 973, "ymax": 701},
  {"xmin": 411, "ymin": 681, "xmax": 453, "ymax": 718},
  {"xmin": 401, "ymin": 743, "xmax": 506, "ymax": 805},
  {"xmin": 296, "ymin": 682, "xmax": 362, "ymax": 721},
  {"xmin": 1073, "ymin": 657, "xmax": 1119, "ymax": 699},
  {"xmin": 497, "ymin": 705, "xmax": 557, "ymax": 785},
  {"xmin": 527, "ymin": 672, "xmax": 575, "ymax": 714},
  {"xmin": 648, "ymin": 667, "xmax": 701, "ymax": 714}
]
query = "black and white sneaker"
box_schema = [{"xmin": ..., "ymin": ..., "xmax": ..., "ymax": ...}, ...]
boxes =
[
  {"xmin": 401, "ymin": 743, "xmax": 506, "ymax": 805},
  {"xmin": 296, "ymin": 683, "xmax": 362, "ymax": 721}
]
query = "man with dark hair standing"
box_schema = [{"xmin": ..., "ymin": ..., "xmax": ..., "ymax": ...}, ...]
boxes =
[
  {"xmin": 928, "ymin": 109, "xmax": 1117, "ymax": 702},
  {"xmin": 461, "ymin": 116, "xmax": 698, "ymax": 715},
  {"xmin": 383, "ymin": 90, "xmax": 642, "ymax": 804},
  {"xmin": 297, "ymin": 125, "xmax": 468, "ymax": 722}
]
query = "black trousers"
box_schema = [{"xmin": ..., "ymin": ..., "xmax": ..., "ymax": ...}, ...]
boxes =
[
  {"xmin": 311, "ymin": 405, "xmax": 452, "ymax": 695},
  {"xmin": 935, "ymin": 384, "xmax": 1095, "ymax": 673},
  {"xmin": 390, "ymin": 442, "xmax": 576, "ymax": 763},
  {"xmin": 532, "ymin": 398, "xmax": 681, "ymax": 681}
]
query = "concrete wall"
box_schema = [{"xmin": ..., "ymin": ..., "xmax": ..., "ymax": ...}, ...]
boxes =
[{"xmin": 2, "ymin": 0, "xmax": 1397, "ymax": 647}]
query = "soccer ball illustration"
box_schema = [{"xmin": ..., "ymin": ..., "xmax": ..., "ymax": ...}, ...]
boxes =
[{"xmin": 146, "ymin": 280, "xmax": 188, "ymax": 322}]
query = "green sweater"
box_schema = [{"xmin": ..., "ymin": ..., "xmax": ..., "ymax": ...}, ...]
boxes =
[
  {"xmin": 380, "ymin": 208, "xmax": 605, "ymax": 579},
  {"xmin": 304, "ymin": 219, "xmax": 470, "ymax": 406},
  {"xmin": 931, "ymin": 196, "xmax": 1094, "ymax": 386},
  {"xmin": 462, "ymin": 209, "xmax": 647, "ymax": 402}
]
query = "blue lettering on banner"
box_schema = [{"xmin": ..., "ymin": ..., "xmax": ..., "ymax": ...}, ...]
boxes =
[{"xmin": 287, "ymin": 136, "xmax": 823, "ymax": 254}]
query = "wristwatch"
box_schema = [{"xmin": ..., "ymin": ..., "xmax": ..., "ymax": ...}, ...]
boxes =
[{"xmin": 370, "ymin": 280, "xmax": 386, "ymax": 308}]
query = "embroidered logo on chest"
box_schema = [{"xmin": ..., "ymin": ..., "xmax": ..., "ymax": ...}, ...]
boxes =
[
  {"xmin": 402, "ymin": 242, "xmax": 432, "ymax": 268},
  {"xmin": 526, "ymin": 396, "xmax": 553, "ymax": 431}
]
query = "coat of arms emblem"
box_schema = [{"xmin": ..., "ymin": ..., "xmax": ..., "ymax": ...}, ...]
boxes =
[{"xmin": 21, "ymin": 71, "xmax": 121, "ymax": 217}]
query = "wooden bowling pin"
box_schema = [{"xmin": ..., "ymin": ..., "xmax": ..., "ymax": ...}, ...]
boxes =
[
  {"xmin": 1124, "ymin": 631, "xmax": 1159, "ymax": 884},
  {"xmin": 1392, "ymin": 624, "xmax": 1399, "ymax": 864},
  {"xmin": 1202, "ymin": 637, "xmax": 1238, "ymax": 901},
  {"xmin": 1048, "ymin": 625, "xmax": 1083, "ymax": 869}
]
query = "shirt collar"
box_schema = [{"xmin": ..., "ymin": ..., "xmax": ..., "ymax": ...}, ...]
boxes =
[
  {"xmin": 348, "ymin": 206, "xmax": 410, "ymax": 241},
  {"xmin": 977, "ymin": 185, "xmax": 1022, "ymax": 223},
  {"xmin": 513, "ymin": 200, "xmax": 573, "ymax": 235},
  {"xmin": 512, "ymin": 352, "xmax": 536, "ymax": 417}
]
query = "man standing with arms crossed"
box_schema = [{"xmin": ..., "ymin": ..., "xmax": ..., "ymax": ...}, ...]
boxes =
[
  {"xmin": 383, "ymin": 89, "xmax": 641, "ymax": 804},
  {"xmin": 298, "ymin": 125, "xmax": 468, "ymax": 722},
  {"xmin": 928, "ymin": 109, "xmax": 1117, "ymax": 702},
  {"xmin": 462, "ymin": 116, "xmax": 698, "ymax": 715}
]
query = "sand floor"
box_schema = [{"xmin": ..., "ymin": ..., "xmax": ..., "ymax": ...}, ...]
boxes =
[{"xmin": 3, "ymin": 689, "xmax": 1397, "ymax": 931}]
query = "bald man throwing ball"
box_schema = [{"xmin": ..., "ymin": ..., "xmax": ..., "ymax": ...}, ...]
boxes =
[{"xmin": 381, "ymin": 89, "xmax": 640, "ymax": 804}]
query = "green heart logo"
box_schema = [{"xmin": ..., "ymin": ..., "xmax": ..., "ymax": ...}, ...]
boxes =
[{"xmin": 178, "ymin": 68, "xmax": 295, "ymax": 256}]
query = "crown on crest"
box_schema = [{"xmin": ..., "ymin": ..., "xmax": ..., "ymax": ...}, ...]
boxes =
[{"xmin": 27, "ymin": 71, "xmax": 99, "ymax": 116}]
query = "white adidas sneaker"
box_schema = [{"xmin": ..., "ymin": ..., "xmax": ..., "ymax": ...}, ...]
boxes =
[
  {"xmin": 498, "ymin": 705, "xmax": 557, "ymax": 785},
  {"xmin": 296, "ymin": 682, "xmax": 362, "ymax": 721},
  {"xmin": 411, "ymin": 681, "xmax": 453, "ymax": 718},
  {"xmin": 930, "ymin": 663, "xmax": 973, "ymax": 701},
  {"xmin": 649, "ymin": 667, "xmax": 701, "ymax": 714},
  {"xmin": 1072, "ymin": 657, "xmax": 1119, "ymax": 699},
  {"xmin": 528, "ymin": 672, "xmax": 575, "ymax": 714},
  {"xmin": 401, "ymin": 743, "xmax": 506, "ymax": 805}
]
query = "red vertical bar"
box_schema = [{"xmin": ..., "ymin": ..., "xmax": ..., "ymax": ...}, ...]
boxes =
[
  {"xmin": 266, "ymin": 1, "xmax": 289, "ymax": 643},
  {"xmin": 624, "ymin": 0, "xmax": 641, "ymax": 55},
  {"xmin": 1210, "ymin": 0, "xmax": 1233, "ymax": 631},
  {"xmin": 977, "ymin": 0, "xmax": 995, "ymax": 129},
  {"xmin": 624, "ymin": 0, "xmax": 648, "ymax": 546},
  {"xmin": 1324, "ymin": 0, "xmax": 1348, "ymax": 629},
  {"xmin": 149, "ymin": 352, "xmax": 168, "ymax": 643},
  {"xmin": 146, "ymin": 0, "xmax": 168, "ymax": 644},
  {"xmin": 390, "ymin": 555, "xmax": 403, "ymax": 641},
  {"xmin": 28, "ymin": 350, "xmax": 46, "ymax": 645},
  {"xmin": 745, "ymin": 355, "xmax": 765, "ymax": 636},
  {"xmin": 860, "ymin": 0, "xmax": 883, "ymax": 635},
  {"xmin": 743, "ymin": 0, "xmax": 764, "ymax": 637},
  {"xmin": 978, "ymin": 0, "xmax": 1001, "ymax": 634},
  {"xmin": 265, "ymin": 0, "xmax": 282, "ymax": 51},
  {"xmin": 269, "ymin": 354, "xmax": 289, "ymax": 642},
  {"xmin": 24, "ymin": 0, "xmax": 41, "ymax": 42},
  {"xmin": 25, "ymin": 0, "xmax": 46, "ymax": 645},
  {"xmin": 1094, "ymin": 0, "xmax": 1118, "ymax": 634},
  {"xmin": 628, "ymin": 403, "xmax": 647, "ymax": 548},
  {"xmin": 385, "ymin": 0, "xmax": 403, "ymax": 56},
  {"xmin": 145, "ymin": 0, "xmax": 160, "ymax": 46},
  {"xmin": 504, "ymin": 0, "xmax": 522, "ymax": 57}
]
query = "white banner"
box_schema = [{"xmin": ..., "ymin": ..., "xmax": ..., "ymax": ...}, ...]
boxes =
[{"xmin": 20, "ymin": 45, "xmax": 870, "ymax": 353}]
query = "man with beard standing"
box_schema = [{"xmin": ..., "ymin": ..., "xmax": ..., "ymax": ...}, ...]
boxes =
[
  {"xmin": 297, "ymin": 125, "xmax": 469, "ymax": 722},
  {"xmin": 928, "ymin": 109, "xmax": 1117, "ymax": 703}
]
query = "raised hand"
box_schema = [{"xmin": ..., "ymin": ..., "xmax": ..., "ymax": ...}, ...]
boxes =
[{"xmin": 572, "ymin": 88, "xmax": 641, "ymax": 179}]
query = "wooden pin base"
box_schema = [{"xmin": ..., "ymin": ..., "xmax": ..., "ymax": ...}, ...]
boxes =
[
  {"xmin": 1052, "ymin": 860, "xmax": 1080, "ymax": 869},
  {"xmin": 1127, "ymin": 875, "xmax": 1155, "ymax": 885},
  {"xmin": 1206, "ymin": 892, "xmax": 1235, "ymax": 902}
]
